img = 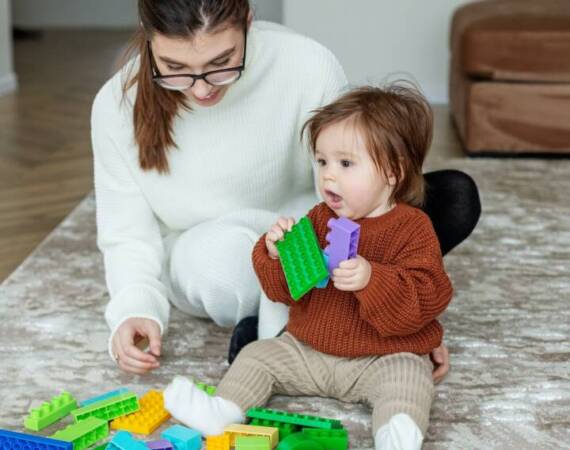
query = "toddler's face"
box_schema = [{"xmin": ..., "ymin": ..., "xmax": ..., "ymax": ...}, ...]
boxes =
[{"xmin": 315, "ymin": 119, "xmax": 395, "ymax": 220}]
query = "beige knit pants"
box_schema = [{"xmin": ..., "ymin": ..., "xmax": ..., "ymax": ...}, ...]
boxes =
[{"xmin": 216, "ymin": 332, "xmax": 435, "ymax": 436}]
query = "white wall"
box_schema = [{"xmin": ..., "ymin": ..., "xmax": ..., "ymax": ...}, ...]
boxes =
[
  {"xmin": 12, "ymin": 0, "xmax": 139, "ymax": 28},
  {"xmin": 284, "ymin": 0, "xmax": 472, "ymax": 104},
  {"xmin": 11, "ymin": 0, "xmax": 283, "ymax": 29},
  {"xmin": 0, "ymin": 0, "xmax": 17, "ymax": 95},
  {"xmin": 252, "ymin": 0, "xmax": 283, "ymax": 24}
]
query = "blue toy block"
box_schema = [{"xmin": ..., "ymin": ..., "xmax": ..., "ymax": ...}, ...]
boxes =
[
  {"xmin": 161, "ymin": 425, "xmax": 202, "ymax": 450},
  {"xmin": 106, "ymin": 431, "xmax": 148, "ymax": 450},
  {"xmin": 81, "ymin": 388, "xmax": 129, "ymax": 407},
  {"xmin": 0, "ymin": 428, "xmax": 73, "ymax": 450},
  {"xmin": 324, "ymin": 217, "xmax": 360, "ymax": 273},
  {"xmin": 315, "ymin": 251, "xmax": 330, "ymax": 288}
]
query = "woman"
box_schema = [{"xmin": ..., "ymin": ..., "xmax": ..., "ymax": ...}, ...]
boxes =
[{"xmin": 92, "ymin": 0, "xmax": 479, "ymax": 376}]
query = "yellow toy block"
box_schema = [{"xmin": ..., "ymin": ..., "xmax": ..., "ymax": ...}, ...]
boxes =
[
  {"xmin": 224, "ymin": 424, "xmax": 278, "ymax": 448},
  {"xmin": 110, "ymin": 390, "xmax": 170, "ymax": 435},
  {"xmin": 206, "ymin": 433, "xmax": 230, "ymax": 450}
]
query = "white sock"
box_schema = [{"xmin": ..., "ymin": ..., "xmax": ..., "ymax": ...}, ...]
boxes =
[
  {"xmin": 258, "ymin": 292, "xmax": 289, "ymax": 339},
  {"xmin": 374, "ymin": 413, "xmax": 424, "ymax": 450},
  {"xmin": 163, "ymin": 376, "xmax": 244, "ymax": 436}
]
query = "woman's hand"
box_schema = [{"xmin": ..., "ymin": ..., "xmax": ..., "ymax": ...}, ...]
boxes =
[
  {"xmin": 265, "ymin": 217, "xmax": 295, "ymax": 259},
  {"xmin": 112, "ymin": 317, "xmax": 162, "ymax": 374},
  {"xmin": 431, "ymin": 342, "xmax": 450, "ymax": 384},
  {"xmin": 332, "ymin": 255, "xmax": 372, "ymax": 291}
]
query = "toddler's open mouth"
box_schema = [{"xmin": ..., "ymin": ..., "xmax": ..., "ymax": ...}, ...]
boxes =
[{"xmin": 325, "ymin": 189, "xmax": 343, "ymax": 209}]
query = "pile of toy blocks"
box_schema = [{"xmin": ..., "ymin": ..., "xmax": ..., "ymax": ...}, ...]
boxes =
[
  {"xmin": 0, "ymin": 381, "xmax": 214, "ymax": 450},
  {"xmin": 0, "ymin": 383, "xmax": 348, "ymax": 449}
]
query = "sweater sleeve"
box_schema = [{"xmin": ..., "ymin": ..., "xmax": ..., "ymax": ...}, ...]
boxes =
[
  {"xmin": 91, "ymin": 83, "xmax": 170, "ymax": 356},
  {"xmin": 354, "ymin": 214, "xmax": 453, "ymax": 337}
]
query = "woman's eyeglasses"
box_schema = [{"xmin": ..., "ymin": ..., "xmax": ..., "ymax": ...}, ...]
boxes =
[{"xmin": 148, "ymin": 27, "xmax": 247, "ymax": 91}]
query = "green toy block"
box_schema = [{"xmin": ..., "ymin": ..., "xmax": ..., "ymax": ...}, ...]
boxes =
[
  {"xmin": 194, "ymin": 381, "xmax": 217, "ymax": 396},
  {"xmin": 71, "ymin": 392, "xmax": 139, "ymax": 423},
  {"xmin": 246, "ymin": 408, "xmax": 343, "ymax": 431},
  {"xmin": 51, "ymin": 416, "xmax": 108, "ymax": 450},
  {"xmin": 24, "ymin": 391, "xmax": 78, "ymax": 431},
  {"xmin": 301, "ymin": 428, "xmax": 348, "ymax": 450},
  {"xmin": 249, "ymin": 418, "xmax": 299, "ymax": 441},
  {"xmin": 235, "ymin": 435, "xmax": 271, "ymax": 450},
  {"xmin": 92, "ymin": 444, "xmax": 108, "ymax": 450},
  {"xmin": 276, "ymin": 432, "xmax": 324, "ymax": 450},
  {"xmin": 276, "ymin": 216, "xmax": 328, "ymax": 300}
]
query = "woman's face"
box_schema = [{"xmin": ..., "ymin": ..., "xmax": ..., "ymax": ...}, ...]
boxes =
[{"xmin": 151, "ymin": 23, "xmax": 247, "ymax": 107}]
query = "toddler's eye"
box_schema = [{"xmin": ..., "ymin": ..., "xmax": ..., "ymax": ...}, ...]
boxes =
[
  {"xmin": 341, "ymin": 160, "xmax": 352, "ymax": 168},
  {"xmin": 317, "ymin": 159, "xmax": 326, "ymax": 166}
]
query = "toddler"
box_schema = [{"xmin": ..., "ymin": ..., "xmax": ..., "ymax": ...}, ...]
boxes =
[{"xmin": 164, "ymin": 84, "xmax": 453, "ymax": 449}]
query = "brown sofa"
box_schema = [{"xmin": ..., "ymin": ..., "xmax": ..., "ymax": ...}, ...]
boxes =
[{"xmin": 450, "ymin": 0, "xmax": 570, "ymax": 155}]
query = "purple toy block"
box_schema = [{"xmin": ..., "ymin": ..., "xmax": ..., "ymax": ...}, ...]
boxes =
[
  {"xmin": 324, "ymin": 217, "xmax": 360, "ymax": 273},
  {"xmin": 146, "ymin": 439, "xmax": 174, "ymax": 450}
]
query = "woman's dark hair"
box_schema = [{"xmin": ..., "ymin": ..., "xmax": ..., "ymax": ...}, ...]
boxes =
[{"xmin": 122, "ymin": 0, "xmax": 250, "ymax": 173}]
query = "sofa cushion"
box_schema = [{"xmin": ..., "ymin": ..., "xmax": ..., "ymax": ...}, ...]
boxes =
[{"xmin": 451, "ymin": 0, "xmax": 570, "ymax": 82}]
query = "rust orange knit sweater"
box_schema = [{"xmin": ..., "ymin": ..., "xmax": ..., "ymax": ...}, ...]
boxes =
[{"xmin": 252, "ymin": 202, "xmax": 454, "ymax": 357}]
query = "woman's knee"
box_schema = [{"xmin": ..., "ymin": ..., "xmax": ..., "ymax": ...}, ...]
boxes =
[{"xmin": 169, "ymin": 221, "xmax": 260, "ymax": 325}]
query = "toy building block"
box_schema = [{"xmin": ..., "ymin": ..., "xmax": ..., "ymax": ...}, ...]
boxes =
[
  {"xmin": 92, "ymin": 444, "xmax": 108, "ymax": 450},
  {"xmin": 194, "ymin": 381, "xmax": 217, "ymax": 396},
  {"xmin": 71, "ymin": 392, "xmax": 139, "ymax": 423},
  {"xmin": 106, "ymin": 431, "xmax": 148, "ymax": 450},
  {"xmin": 0, "ymin": 428, "xmax": 73, "ymax": 450},
  {"xmin": 246, "ymin": 408, "xmax": 343, "ymax": 431},
  {"xmin": 160, "ymin": 424, "xmax": 202, "ymax": 450},
  {"xmin": 275, "ymin": 432, "xmax": 324, "ymax": 450},
  {"xmin": 324, "ymin": 217, "xmax": 360, "ymax": 273},
  {"xmin": 205, "ymin": 434, "xmax": 230, "ymax": 450},
  {"xmin": 110, "ymin": 390, "xmax": 170, "ymax": 435},
  {"xmin": 276, "ymin": 216, "xmax": 328, "ymax": 300},
  {"xmin": 315, "ymin": 251, "xmax": 329, "ymax": 288},
  {"xmin": 248, "ymin": 418, "xmax": 299, "ymax": 441},
  {"xmin": 51, "ymin": 416, "xmax": 108, "ymax": 450},
  {"xmin": 301, "ymin": 428, "xmax": 348, "ymax": 450},
  {"xmin": 81, "ymin": 388, "xmax": 129, "ymax": 407},
  {"xmin": 235, "ymin": 435, "xmax": 271, "ymax": 450},
  {"xmin": 24, "ymin": 391, "xmax": 78, "ymax": 431},
  {"xmin": 146, "ymin": 439, "xmax": 174, "ymax": 450},
  {"xmin": 224, "ymin": 424, "xmax": 278, "ymax": 449}
]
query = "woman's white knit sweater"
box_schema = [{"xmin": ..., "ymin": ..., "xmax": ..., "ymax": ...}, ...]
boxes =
[{"xmin": 91, "ymin": 21, "xmax": 347, "ymax": 337}]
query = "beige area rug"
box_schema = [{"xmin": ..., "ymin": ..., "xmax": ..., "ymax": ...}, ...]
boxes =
[{"xmin": 1, "ymin": 157, "xmax": 569, "ymax": 449}]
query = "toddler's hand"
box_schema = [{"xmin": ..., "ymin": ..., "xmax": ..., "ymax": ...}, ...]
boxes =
[
  {"xmin": 332, "ymin": 255, "xmax": 371, "ymax": 291},
  {"xmin": 265, "ymin": 217, "xmax": 295, "ymax": 259},
  {"xmin": 112, "ymin": 317, "xmax": 161, "ymax": 374}
]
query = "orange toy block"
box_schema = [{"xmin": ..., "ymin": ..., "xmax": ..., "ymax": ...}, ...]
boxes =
[
  {"xmin": 110, "ymin": 390, "xmax": 170, "ymax": 435},
  {"xmin": 206, "ymin": 433, "xmax": 230, "ymax": 450}
]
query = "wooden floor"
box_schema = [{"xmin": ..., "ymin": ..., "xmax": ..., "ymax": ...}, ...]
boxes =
[{"xmin": 0, "ymin": 29, "xmax": 464, "ymax": 282}]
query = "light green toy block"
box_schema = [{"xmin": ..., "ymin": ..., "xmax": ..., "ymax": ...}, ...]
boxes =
[
  {"xmin": 235, "ymin": 435, "xmax": 271, "ymax": 450},
  {"xmin": 24, "ymin": 391, "xmax": 78, "ymax": 431},
  {"xmin": 301, "ymin": 428, "xmax": 348, "ymax": 450},
  {"xmin": 51, "ymin": 416, "xmax": 108, "ymax": 450},
  {"xmin": 247, "ymin": 407, "xmax": 343, "ymax": 430},
  {"xmin": 276, "ymin": 216, "xmax": 328, "ymax": 300},
  {"xmin": 194, "ymin": 381, "xmax": 217, "ymax": 396},
  {"xmin": 71, "ymin": 392, "xmax": 139, "ymax": 423}
]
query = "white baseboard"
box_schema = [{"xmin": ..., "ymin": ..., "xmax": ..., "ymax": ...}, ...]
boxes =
[{"xmin": 0, "ymin": 72, "xmax": 18, "ymax": 96}]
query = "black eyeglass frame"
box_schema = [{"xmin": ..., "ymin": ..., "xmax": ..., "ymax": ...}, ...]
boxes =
[{"xmin": 147, "ymin": 25, "xmax": 248, "ymax": 89}]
